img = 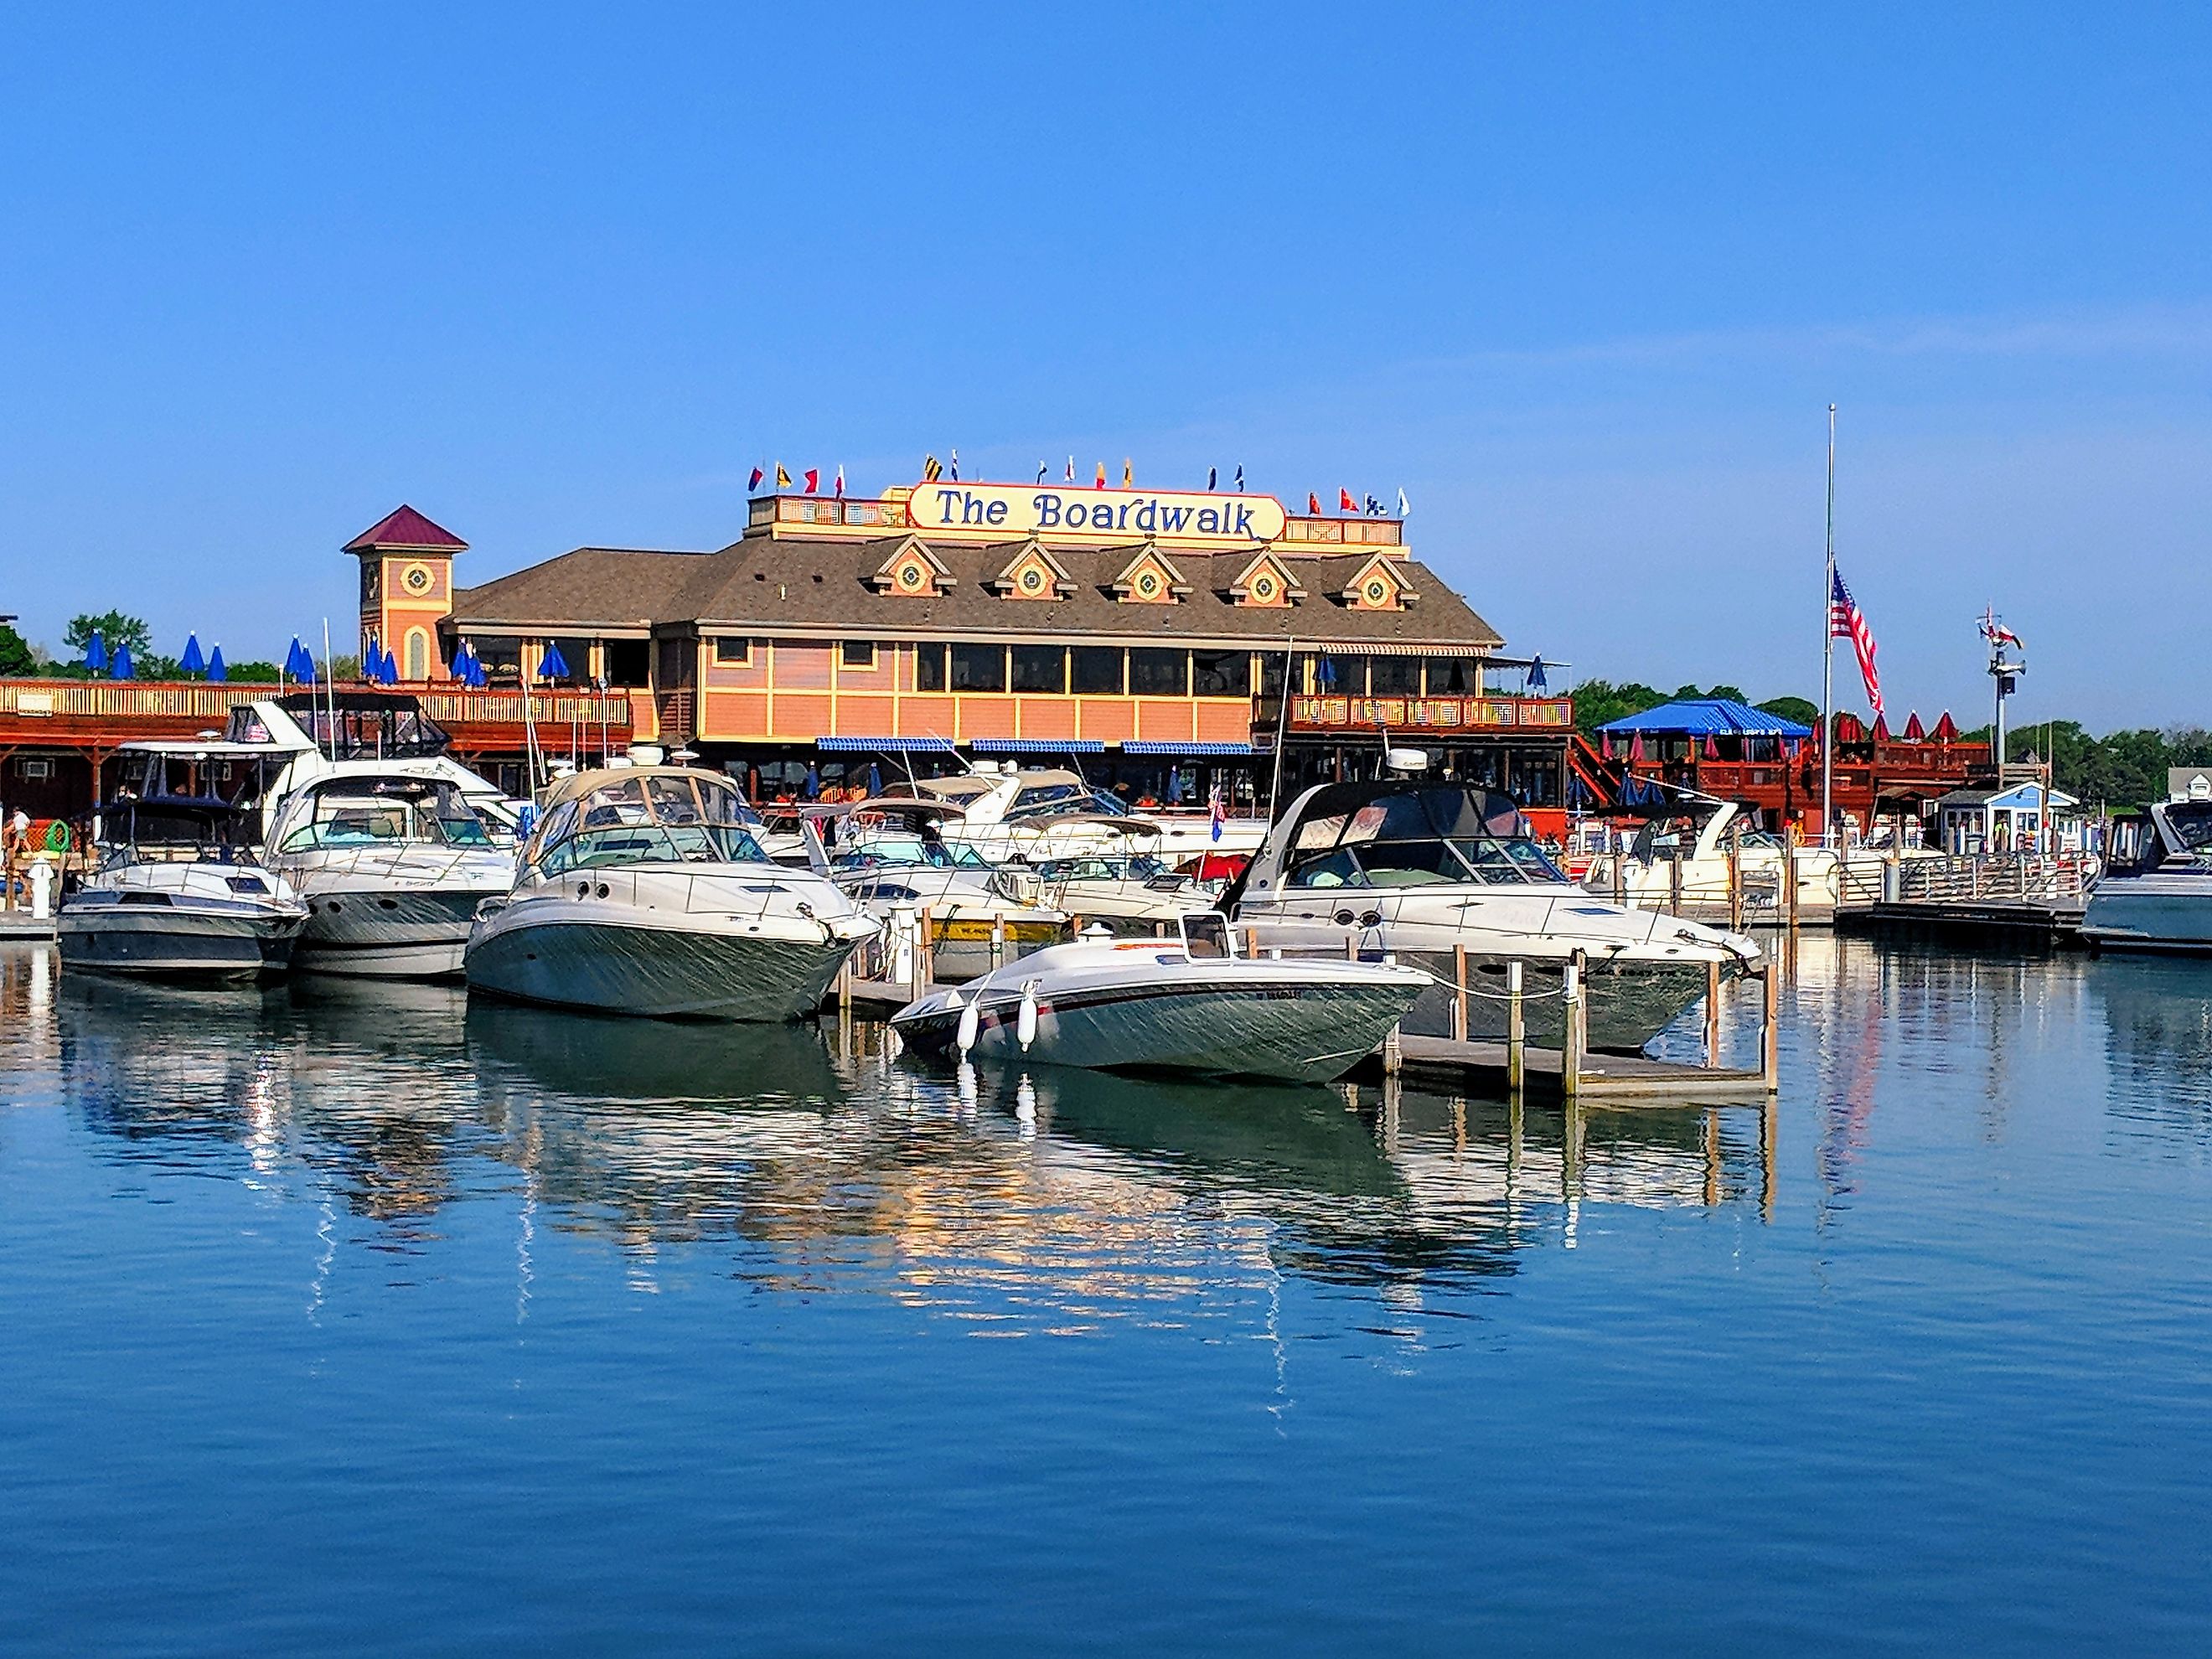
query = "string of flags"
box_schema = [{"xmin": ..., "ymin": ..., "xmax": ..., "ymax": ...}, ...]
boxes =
[{"xmin": 740, "ymin": 453, "xmax": 1414, "ymax": 517}]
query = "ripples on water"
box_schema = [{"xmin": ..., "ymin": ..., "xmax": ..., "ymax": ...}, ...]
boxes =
[{"xmin": 2, "ymin": 936, "xmax": 2209, "ymax": 1652}]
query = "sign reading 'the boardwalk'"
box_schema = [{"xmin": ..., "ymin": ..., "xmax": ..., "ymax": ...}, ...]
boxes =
[{"xmin": 909, "ymin": 482, "xmax": 1287, "ymax": 544}]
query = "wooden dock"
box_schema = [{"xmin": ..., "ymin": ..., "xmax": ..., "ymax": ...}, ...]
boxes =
[
  {"xmin": 1832, "ymin": 852, "xmax": 2091, "ymax": 951},
  {"xmin": 0, "ymin": 912, "xmax": 56, "ymax": 943}
]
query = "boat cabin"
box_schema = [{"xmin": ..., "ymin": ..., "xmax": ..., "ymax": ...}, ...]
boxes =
[
  {"xmin": 1239, "ymin": 782, "xmax": 1566, "ymax": 897},
  {"xmin": 271, "ymin": 777, "xmax": 496, "ymax": 854},
  {"xmin": 528, "ymin": 768, "xmax": 771, "ymax": 876}
]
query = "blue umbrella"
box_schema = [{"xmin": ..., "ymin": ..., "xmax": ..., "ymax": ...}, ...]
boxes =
[
  {"xmin": 286, "ymin": 637, "xmax": 312, "ymax": 680},
  {"xmin": 82, "ymin": 631, "xmax": 108, "ymax": 673},
  {"xmin": 179, "ymin": 633, "xmax": 206, "ymax": 675},
  {"xmin": 1315, "ymin": 656, "xmax": 1337, "ymax": 690},
  {"xmin": 538, "ymin": 641, "xmax": 569, "ymax": 680},
  {"xmin": 1166, "ymin": 765, "xmax": 1185, "ymax": 806},
  {"xmin": 110, "ymin": 642, "xmax": 135, "ymax": 680},
  {"xmin": 1527, "ymin": 654, "xmax": 1548, "ymax": 691},
  {"xmin": 381, "ymin": 645, "xmax": 400, "ymax": 685},
  {"xmin": 804, "ymin": 763, "xmax": 820, "ymax": 801},
  {"xmin": 866, "ymin": 762, "xmax": 882, "ymax": 798},
  {"xmin": 207, "ymin": 646, "xmax": 227, "ymax": 684}
]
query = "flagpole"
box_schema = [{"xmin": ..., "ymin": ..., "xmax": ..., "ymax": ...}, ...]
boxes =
[{"xmin": 1819, "ymin": 403, "xmax": 1837, "ymax": 848}]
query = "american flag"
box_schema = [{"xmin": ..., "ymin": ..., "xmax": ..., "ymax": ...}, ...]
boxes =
[
  {"xmin": 1830, "ymin": 568, "xmax": 1883, "ymax": 721},
  {"xmin": 1209, "ymin": 784, "xmax": 1225, "ymax": 842}
]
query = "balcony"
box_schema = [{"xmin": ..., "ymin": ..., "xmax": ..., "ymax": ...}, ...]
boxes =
[
  {"xmin": 1275, "ymin": 692, "xmax": 1574, "ymax": 736},
  {"xmin": 0, "ymin": 678, "xmax": 632, "ymax": 745}
]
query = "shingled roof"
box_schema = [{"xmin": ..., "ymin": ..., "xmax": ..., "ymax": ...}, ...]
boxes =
[{"xmin": 450, "ymin": 534, "xmax": 1504, "ymax": 652}]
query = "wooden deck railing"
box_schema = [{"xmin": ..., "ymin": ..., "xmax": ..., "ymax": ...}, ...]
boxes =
[{"xmin": 0, "ymin": 678, "xmax": 631, "ymax": 730}]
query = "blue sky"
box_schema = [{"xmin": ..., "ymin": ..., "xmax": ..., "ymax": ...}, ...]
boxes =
[{"xmin": 2, "ymin": 3, "xmax": 2205, "ymax": 728}]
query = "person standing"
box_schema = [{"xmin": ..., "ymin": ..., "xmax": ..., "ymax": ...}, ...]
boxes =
[{"xmin": 2, "ymin": 808, "xmax": 27, "ymax": 910}]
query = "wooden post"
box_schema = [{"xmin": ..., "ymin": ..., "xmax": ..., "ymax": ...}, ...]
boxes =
[
  {"xmin": 1727, "ymin": 819, "xmax": 1744, "ymax": 933},
  {"xmin": 1612, "ymin": 836, "xmax": 1627, "ymax": 906},
  {"xmin": 990, "ymin": 912, "xmax": 1005, "ymax": 971},
  {"xmin": 1506, "ymin": 959, "xmax": 1525, "ymax": 1095},
  {"xmin": 1703, "ymin": 958, "xmax": 1722, "ymax": 1070},
  {"xmin": 1759, "ymin": 960, "xmax": 1780, "ymax": 1092},
  {"xmin": 1668, "ymin": 852, "xmax": 1683, "ymax": 917},
  {"xmin": 1784, "ymin": 824, "xmax": 1801, "ymax": 934},
  {"xmin": 1561, "ymin": 953, "xmax": 1584, "ymax": 1101},
  {"xmin": 1452, "ymin": 944, "xmax": 1469, "ymax": 1043},
  {"xmin": 837, "ymin": 954, "xmax": 854, "ymax": 1011},
  {"xmin": 1345, "ymin": 933, "xmax": 1357, "ymax": 961},
  {"xmin": 1382, "ymin": 1021, "xmax": 1403, "ymax": 1076},
  {"xmin": 916, "ymin": 905, "xmax": 932, "ymax": 999}
]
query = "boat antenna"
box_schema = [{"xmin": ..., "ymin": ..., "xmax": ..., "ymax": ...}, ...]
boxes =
[
  {"xmin": 321, "ymin": 616, "xmax": 337, "ymax": 761},
  {"xmin": 1819, "ymin": 402, "xmax": 1837, "ymax": 850},
  {"xmin": 1265, "ymin": 636, "xmax": 1295, "ymax": 816}
]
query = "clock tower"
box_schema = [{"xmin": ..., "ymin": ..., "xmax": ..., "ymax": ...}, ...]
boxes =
[{"xmin": 343, "ymin": 505, "xmax": 468, "ymax": 681}]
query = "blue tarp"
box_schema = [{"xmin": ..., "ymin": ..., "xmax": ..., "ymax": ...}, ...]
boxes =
[{"xmin": 1595, "ymin": 697, "xmax": 1813, "ymax": 739}]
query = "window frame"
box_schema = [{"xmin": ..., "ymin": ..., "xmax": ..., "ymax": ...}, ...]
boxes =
[
  {"xmin": 1070, "ymin": 646, "xmax": 1125, "ymax": 696},
  {"xmin": 1128, "ymin": 648, "xmax": 1190, "ymax": 698},
  {"xmin": 712, "ymin": 636, "xmax": 753, "ymax": 667},
  {"xmin": 840, "ymin": 640, "xmax": 879, "ymax": 670},
  {"xmin": 948, "ymin": 643, "xmax": 1008, "ymax": 694},
  {"xmin": 1010, "ymin": 644, "xmax": 1068, "ymax": 694}
]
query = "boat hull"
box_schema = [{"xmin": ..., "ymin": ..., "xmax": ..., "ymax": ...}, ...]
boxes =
[
  {"xmin": 295, "ymin": 884, "xmax": 497, "ymax": 979},
  {"xmin": 465, "ymin": 910, "xmax": 862, "ymax": 1021},
  {"xmin": 58, "ymin": 902, "xmax": 302, "ymax": 979},
  {"xmin": 2080, "ymin": 874, "xmax": 2212, "ymax": 953},
  {"xmin": 894, "ymin": 973, "xmax": 1423, "ymax": 1085}
]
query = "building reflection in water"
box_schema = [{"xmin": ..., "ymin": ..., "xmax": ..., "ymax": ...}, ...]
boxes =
[{"xmin": 13, "ymin": 942, "xmax": 1777, "ymax": 1337}]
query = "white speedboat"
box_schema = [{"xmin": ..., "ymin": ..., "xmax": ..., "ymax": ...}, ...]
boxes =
[
  {"xmin": 2080, "ymin": 799, "xmax": 2212, "ymax": 953},
  {"xmin": 58, "ymin": 798, "xmax": 308, "ymax": 979},
  {"xmin": 1031, "ymin": 846, "xmax": 1216, "ymax": 937},
  {"xmin": 817, "ymin": 799, "xmax": 1069, "ymax": 980},
  {"xmin": 464, "ymin": 765, "xmax": 879, "ymax": 1020},
  {"xmin": 265, "ymin": 771, "xmax": 516, "ymax": 979},
  {"xmin": 1226, "ymin": 778, "xmax": 1760, "ymax": 1053},
  {"xmin": 891, "ymin": 912, "xmax": 1427, "ymax": 1084},
  {"xmin": 914, "ymin": 763, "xmax": 1269, "ymax": 863}
]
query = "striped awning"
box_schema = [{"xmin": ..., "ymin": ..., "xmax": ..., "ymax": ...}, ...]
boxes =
[
  {"xmin": 814, "ymin": 735, "xmax": 961, "ymax": 753},
  {"xmin": 1120, "ymin": 741, "xmax": 1257, "ymax": 757},
  {"xmin": 971, "ymin": 737, "xmax": 1104, "ymax": 753}
]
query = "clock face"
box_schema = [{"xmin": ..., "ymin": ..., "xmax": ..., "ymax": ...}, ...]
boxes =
[
  {"xmin": 401, "ymin": 561, "xmax": 435, "ymax": 596},
  {"xmin": 1252, "ymin": 575, "xmax": 1275, "ymax": 601},
  {"xmin": 1136, "ymin": 571, "xmax": 1160, "ymax": 597},
  {"xmin": 1020, "ymin": 567, "xmax": 1043, "ymax": 593},
  {"xmin": 1364, "ymin": 578, "xmax": 1389, "ymax": 605}
]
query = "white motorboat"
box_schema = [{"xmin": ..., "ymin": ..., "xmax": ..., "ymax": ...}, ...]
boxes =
[
  {"xmin": 818, "ymin": 799, "xmax": 1069, "ymax": 979},
  {"xmin": 891, "ymin": 912, "xmax": 1427, "ymax": 1084},
  {"xmin": 58, "ymin": 798, "xmax": 308, "ymax": 979},
  {"xmin": 1030, "ymin": 845, "xmax": 1216, "ymax": 937},
  {"xmin": 1578, "ymin": 797, "xmax": 1937, "ymax": 923},
  {"xmin": 2080, "ymin": 799, "xmax": 2212, "ymax": 953},
  {"xmin": 265, "ymin": 771, "xmax": 516, "ymax": 979},
  {"xmin": 1225, "ymin": 778, "xmax": 1760, "ymax": 1053},
  {"xmin": 914, "ymin": 763, "xmax": 1269, "ymax": 863},
  {"xmin": 464, "ymin": 765, "xmax": 879, "ymax": 1020}
]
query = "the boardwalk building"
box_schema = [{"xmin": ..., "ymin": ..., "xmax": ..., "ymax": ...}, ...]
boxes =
[{"xmin": 427, "ymin": 478, "xmax": 1573, "ymax": 817}]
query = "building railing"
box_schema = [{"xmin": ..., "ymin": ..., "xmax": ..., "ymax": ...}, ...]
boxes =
[
  {"xmin": 1890, "ymin": 853, "xmax": 2101, "ymax": 905},
  {"xmin": 0, "ymin": 678, "xmax": 631, "ymax": 730},
  {"xmin": 1278, "ymin": 693, "xmax": 1574, "ymax": 733}
]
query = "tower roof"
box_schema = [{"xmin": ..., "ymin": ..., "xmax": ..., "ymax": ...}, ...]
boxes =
[{"xmin": 344, "ymin": 505, "xmax": 468, "ymax": 554}]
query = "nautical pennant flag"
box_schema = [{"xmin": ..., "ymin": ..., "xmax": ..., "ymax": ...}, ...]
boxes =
[
  {"xmin": 1363, "ymin": 493, "xmax": 1382, "ymax": 516},
  {"xmin": 1095, "ymin": 461, "xmax": 1108, "ymax": 488},
  {"xmin": 1038, "ymin": 460, "xmax": 1050, "ymax": 483},
  {"xmin": 1979, "ymin": 607, "xmax": 2023, "ymax": 650},
  {"xmin": 923, "ymin": 454, "xmax": 942, "ymax": 482},
  {"xmin": 775, "ymin": 463, "xmax": 793, "ymax": 488},
  {"xmin": 1207, "ymin": 466, "xmax": 1217, "ymax": 491},
  {"xmin": 1397, "ymin": 487, "xmax": 1411, "ymax": 518},
  {"xmin": 1307, "ymin": 491, "xmax": 1321, "ymax": 514},
  {"xmin": 834, "ymin": 464, "xmax": 845, "ymax": 499},
  {"xmin": 804, "ymin": 467, "xmax": 819, "ymax": 494},
  {"xmin": 748, "ymin": 465, "xmax": 765, "ymax": 492},
  {"xmin": 1122, "ymin": 458, "xmax": 1133, "ymax": 488},
  {"xmin": 949, "ymin": 449, "xmax": 959, "ymax": 482},
  {"xmin": 1830, "ymin": 568, "xmax": 1884, "ymax": 721},
  {"xmin": 1066, "ymin": 455, "xmax": 1076, "ymax": 482},
  {"xmin": 1338, "ymin": 487, "xmax": 1357, "ymax": 512},
  {"xmin": 1234, "ymin": 465, "xmax": 1244, "ymax": 492}
]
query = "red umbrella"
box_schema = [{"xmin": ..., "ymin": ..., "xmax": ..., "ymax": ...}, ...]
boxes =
[
  {"xmin": 1703, "ymin": 734, "xmax": 1720, "ymax": 760},
  {"xmin": 1629, "ymin": 731, "xmax": 1646, "ymax": 762},
  {"xmin": 1873, "ymin": 713, "xmax": 1892, "ymax": 742},
  {"xmin": 1932, "ymin": 711, "xmax": 1958, "ymax": 742},
  {"xmin": 1902, "ymin": 710, "xmax": 1926, "ymax": 742},
  {"xmin": 1602, "ymin": 732, "xmax": 1614, "ymax": 759}
]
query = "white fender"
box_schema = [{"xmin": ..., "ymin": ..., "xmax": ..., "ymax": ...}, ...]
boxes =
[
  {"xmin": 954, "ymin": 993, "xmax": 979, "ymax": 1057},
  {"xmin": 1016, "ymin": 985, "xmax": 1039, "ymax": 1051}
]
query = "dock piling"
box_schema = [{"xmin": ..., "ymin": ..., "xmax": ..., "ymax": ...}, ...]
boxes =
[
  {"xmin": 1759, "ymin": 959, "xmax": 1780, "ymax": 1091},
  {"xmin": 1506, "ymin": 959, "xmax": 1525, "ymax": 1095},
  {"xmin": 1561, "ymin": 952, "xmax": 1585, "ymax": 1102},
  {"xmin": 1452, "ymin": 945, "xmax": 1469, "ymax": 1043},
  {"xmin": 1703, "ymin": 959, "xmax": 1722, "ymax": 1069}
]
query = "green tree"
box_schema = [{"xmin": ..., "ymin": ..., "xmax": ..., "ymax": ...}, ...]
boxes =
[
  {"xmin": 221, "ymin": 659, "xmax": 283, "ymax": 683},
  {"xmin": 63, "ymin": 610, "xmax": 153, "ymax": 661},
  {"xmin": 1570, "ymin": 679, "xmax": 1668, "ymax": 732},
  {"xmin": 0, "ymin": 623, "xmax": 34, "ymax": 676},
  {"xmin": 1758, "ymin": 695, "xmax": 1820, "ymax": 726}
]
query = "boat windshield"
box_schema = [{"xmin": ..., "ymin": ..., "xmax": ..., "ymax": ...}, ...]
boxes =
[
  {"xmin": 2166, "ymin": 804, "xmax": 2212, "ymax": 854},
  {"xmin": 834, "ymin": 830, "xmax": 993, "ymax": 871},
  {"xmin": 278, "ymin": 783, "xmax": 494, "ymax": 852},
  {"xmin": 1284, "ymin": 788, "xmax": 1567, "ymax": 889},
  {"xmin": 530, "ymin": 773, "xmax": 767, "ymax": 875},
  {"xmin": 1035, "ymin": 854, "xmax": 1172, "ymax": 882},
  {"xmin": 1003, "ymin": 784, "xmax": 1130, "ymax": 822}
]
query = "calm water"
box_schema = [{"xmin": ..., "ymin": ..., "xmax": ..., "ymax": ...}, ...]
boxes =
[{"xmin": 3, "ymin": 936, "xmax": 2209, "ymax": 1653}]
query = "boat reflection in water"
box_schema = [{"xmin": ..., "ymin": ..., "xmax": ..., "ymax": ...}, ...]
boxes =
[{"xmin": 29, "ymin": 939, "xmax": 1773, "ymax": 1325}]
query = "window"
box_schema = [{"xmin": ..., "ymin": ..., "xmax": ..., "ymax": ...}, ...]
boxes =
[
  {"xmin": 1370, "ymin": 656, "xmax": 1421, "ymax": 695},
  {"xmin": 1071, "ymin": 646, "xmax": 1124, "ymax": 695},
  {"xmin": 916, "ymin": 643, "xmax": 948, "ymax": 692},
  {"xmin": 604, "ymin": 638, "xmax": 650, "ymax": 687},
  {"xmin": 1191, "ymin": 651, "xmax": 1251, "ymax": 697},
  {"xmin": 840, "ymin": 641, "xmax": 878, "ymax": 669},
  {"xmin": 405, "ymin": 630, "xmax": 429, "ymax": 681},
  {"xmin": 950, "ymin": 643, "xmax": 1006, "ymax": 692},
  {"xmin": 713, "ymin": 637, "xmax": 752, "ymax": 666},
  {"xmin": 1129, "ymin": 649, "xmax": 1189, "ymax": 697},
  {"xmin": 1010, "ymin": 645, "xmax": 1067, "ymax": 694}
]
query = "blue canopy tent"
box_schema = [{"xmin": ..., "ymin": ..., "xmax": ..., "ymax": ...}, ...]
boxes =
[
  {"xmin": 207, "ymin": 646, "xmax": 227, "ymax": 684},
  {"xmin": 1596, "ymin": 697, "xmax": 1811, "ymax": 770}
]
